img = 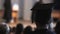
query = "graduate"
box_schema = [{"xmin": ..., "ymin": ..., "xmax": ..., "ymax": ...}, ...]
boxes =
[
  {"xmin": 3, "ymin": 0, "xmax": 12, "ymax": 23},
  {"xmin": 31, "ymin": 0, "xmax": 55, "ymax": 28}
]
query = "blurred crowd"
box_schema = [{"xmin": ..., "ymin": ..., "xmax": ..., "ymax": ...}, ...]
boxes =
[{"xmin": 0, "ymin": 20, "xmax": 60, "ymax": 34}]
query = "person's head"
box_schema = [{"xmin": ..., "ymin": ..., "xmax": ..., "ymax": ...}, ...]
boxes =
[
  {"xmin": 10, "ymin": 27, "xmax": 16, "ymax": 34},
  {"xmin": 24, "ymin": 26, "xmax": 32, "ymax": 34},
  {"xmin": 24, "ymin": 26, "xmax": 32, "ymax": 31},
  {"xmin": 0, "ymin": 23, "xmax": 10, "ymax": 34},
  {"xmin": 16, "ymin": 23, "xmax": 23, "ymax": 30},
  {"xmin": 11, "ymin": 27, "xmax": 16, "ymax": 32},
  {"xmin": 16, "ymin": 23, "xmax": 23, "ymax": 34}
]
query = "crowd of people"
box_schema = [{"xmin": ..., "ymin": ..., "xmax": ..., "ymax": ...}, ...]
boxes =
[
  {"xmin": 0, "ymin": 0, "xmax": 60, "ymax": 34},
  {"xmin": 0, "ymin": 21, "xmax": 60, "ymax": 34}
]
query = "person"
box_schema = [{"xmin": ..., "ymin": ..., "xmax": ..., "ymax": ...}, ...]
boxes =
[
  {"xmin": 0, "ymin": 24, "xmax": 6, "ymax": 34},
  {"xmin": 3, "ymin": 0, "xmax": 12, "ymax": 23},
  {"xmin": 31, "ymin": 0, "xmax": 55, "ymax": 28},
  {"xmin": 53, "ymin": 0, "xmax": 60, "ymax": 33},
  {"xmin": 0, "ymin": 23, "xmax": 10, "ymax": 34},
  {"xmin": 23, "ymin": 26, "xmax": 33, "ymax": 34},
  {"xmin": 53, "ymin": 0, "xmax": 60, "ymax": 23},
  {"xmin": 10, "ymin": 27, "xmax": 16, "ymax": 34},
  {"xmin": 12, "ymin": 27, "xmax": 16, "ymax": 32},
  {"xmin": 15, "ymin": 23, "xmax": 23, "ymax": 34},
  {"xmin": 54, "ymin": 21, "xmax": 60, "ymax": 34}
]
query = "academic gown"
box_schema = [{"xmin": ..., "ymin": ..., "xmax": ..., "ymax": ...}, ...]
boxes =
[{"xmin": 3, "ymin": 0, "xmax": 12, "ymax": 23}]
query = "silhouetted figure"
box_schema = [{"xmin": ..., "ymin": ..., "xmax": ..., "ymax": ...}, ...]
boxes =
[
  {"xmin": 12, "ymin": 27, "xmax": 16, "ymax": 32},
  {"xmin": 3, "ymin": 0, "xmax": 12, "ymax": 23},
  {"xmin": 31, "ymin": 0, "xmax": 56, "ymax": 34},
  {"xmin": 0, "ymin": 23, "xmax": 10, "ymax": 34},
  {"xmin": 10, "ymin": 27, "xmax": 16, "ymax": 34},
  {"xmin": 23, "ymin": 26, "xmax": 33, "ymax": 34},
  {"xmin": 31, "ymin": 1, "xmax": 54, "ymax": 28},
  {"xmin": 54, "ymin": 21, "xmax": 60, "ymax": 34},
  {"xmin": 15, "ymin": 23, "xmax": 23, "ymax": 34}
]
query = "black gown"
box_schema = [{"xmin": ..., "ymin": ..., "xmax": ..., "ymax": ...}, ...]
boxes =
[{"xmin": 3, "ymin": 0, "xmax": 12, "ymax": 23}]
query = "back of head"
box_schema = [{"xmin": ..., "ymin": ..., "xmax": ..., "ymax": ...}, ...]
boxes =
[
  {"xmin": 24, "ymin": 26, "xmax": 32, "ymax": 31},
  {"xmin": 0, "ymin": 23, "xmax": 9, "ymax": 34},
  {"xmin": 11, "ymin": 27, "xmax": 16, "ymax": 32},
  {"xmin": 16, "ymin": 23, "xmax": 23, "ymax": 34},
  {"xmin": 24, "ymin": 26, "xmax": 32, "ymax": 34}
]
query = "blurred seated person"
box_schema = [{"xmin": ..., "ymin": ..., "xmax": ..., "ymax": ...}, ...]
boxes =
[
  {"xmin": 54, "ymin": 21, "xmax": 60, "ymax": 34},
  {"xmin": 23, "ymin": 26, "xmax": 33, "ymax": 34},
  {"xmin": 10, "ymin": 27, "xmax": 16, "ymax": 34},
  {"xmin": 15, "ymin": 23, "xmax": 23, "ymax": 34},
  {"xmin": 0, "ymin": 23, "xmax": 10, "ymax": 34}
]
